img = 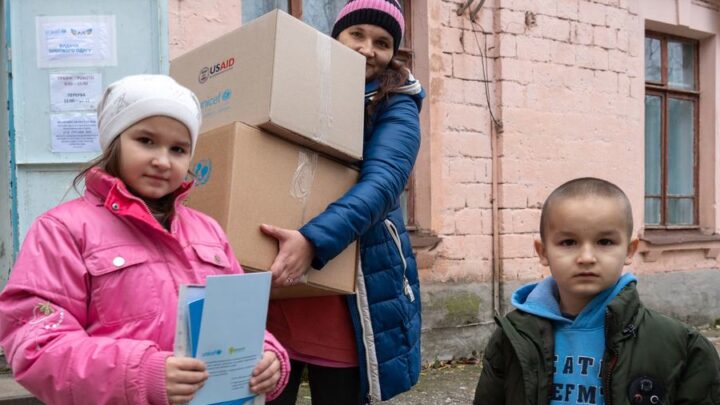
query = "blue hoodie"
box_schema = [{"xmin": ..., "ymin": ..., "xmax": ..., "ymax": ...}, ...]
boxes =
[{"xmin": 511, "ymin": 273, "xmax": 637, "ymax": 405}]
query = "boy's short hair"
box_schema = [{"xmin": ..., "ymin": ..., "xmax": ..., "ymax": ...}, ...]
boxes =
[{"xmin": 539, "ymin": 177, "xmax": 633, "ymax": 241}]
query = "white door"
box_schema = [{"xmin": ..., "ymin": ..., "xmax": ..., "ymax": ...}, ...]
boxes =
[{"xmin": 0, "ymin": 0, "xmax": 169, "ymax": 287}]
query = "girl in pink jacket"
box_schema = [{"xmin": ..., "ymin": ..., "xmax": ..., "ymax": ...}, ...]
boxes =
[{"xmin": 0, "ymin": 75, "xmax": 290, "ymax": 405}]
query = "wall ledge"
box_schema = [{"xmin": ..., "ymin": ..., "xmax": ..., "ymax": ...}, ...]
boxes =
[
  {"xmin": 409, "ymin": 228, "xmax": 442, "ymax": 250},
  {"xmin": 638, "ymin": 230, "xmax": 720, "ymax": 262}
]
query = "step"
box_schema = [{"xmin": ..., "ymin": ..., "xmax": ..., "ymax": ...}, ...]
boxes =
[
  {"xmin": 0, "ymin": 374, "xmax": 41, "ymax": 404},
  {"xmin": 0, "ymin": 354, "xmax": 42, "ymax": 405}
]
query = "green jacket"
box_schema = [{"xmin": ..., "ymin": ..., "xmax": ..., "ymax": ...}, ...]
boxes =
[{"xmin": 474, "ymin": 283, "xmax": 720, "ymax": 405}]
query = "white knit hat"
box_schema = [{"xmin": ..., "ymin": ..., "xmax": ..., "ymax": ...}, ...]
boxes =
[{"xmin": 97, "ymin": 74, "xmax": 202, "ymax": 154}]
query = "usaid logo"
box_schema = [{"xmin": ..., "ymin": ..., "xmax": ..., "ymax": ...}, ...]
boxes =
[
  {"xmin": 193, "ymin": 159, "xmax": 212, "ymax": 186},
  {"xmin": 198, "ymin": 57, "xmax": 235, "ymax": 83}
]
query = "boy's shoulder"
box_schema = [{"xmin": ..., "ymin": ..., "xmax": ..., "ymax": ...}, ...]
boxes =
[
  {"xmin": 495, "ymin": 308, "xmax": 551, "ymax": 338},
  {"xmin": 638, "ymin": 305, "xmax": 706, "ymax": 340}
]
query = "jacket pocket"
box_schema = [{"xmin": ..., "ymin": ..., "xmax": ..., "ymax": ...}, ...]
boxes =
[
  {"xmin": 85, "ymin": 245, "xmax": 160, "ymax": 326},
  {"xmin": 189, "ymin": 243, "xmax": 234, "ymax": 281},
  {"xmin": 191, "ymin": 244, "xmax": 231, "ymax": 268},
  {"xmin": 384, "ymin": 219, "xmax": 415, "ymax": 303}
]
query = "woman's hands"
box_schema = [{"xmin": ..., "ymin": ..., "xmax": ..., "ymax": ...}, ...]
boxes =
[
  {"xmin": 250, "ymin": 351, "xmax": 282, "ymax": 395},
  {"xmin": 260, "ymin": 224, "xmax": 315, "ymax": 288},
  {"xmin": 166, "ymin": 356, "xmax": 208, "ymax": 404}
]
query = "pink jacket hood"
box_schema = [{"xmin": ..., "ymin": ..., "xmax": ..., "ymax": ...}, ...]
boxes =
[{"xmin": 0, "ymin": 169, "xmax": 289, "ymax": 404}]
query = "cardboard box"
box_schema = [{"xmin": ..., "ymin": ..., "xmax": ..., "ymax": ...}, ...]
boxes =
[
  {"xmin": 171, "ymin": 10, "xmax": 365, "ymax": 162},
  {"xmin": 187, "ymin": 122, "xmax": 359, "ymax": 299}
]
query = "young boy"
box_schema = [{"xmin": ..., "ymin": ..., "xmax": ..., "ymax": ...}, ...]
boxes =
[{"xmin": 474, "ymin": 177, "xmax": 720, "ymax": 405}]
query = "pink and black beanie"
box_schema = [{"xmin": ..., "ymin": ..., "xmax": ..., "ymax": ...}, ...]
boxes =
[{"xmin": 331, "ymin": 0, "xmax": 405, "ymax": 53}]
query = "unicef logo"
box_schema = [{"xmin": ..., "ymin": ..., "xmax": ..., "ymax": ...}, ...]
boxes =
[
  {"xmin": 193, "ymin": 159, "xmax": 212, "ymax": 186},
  {"xmin": 198, "ymin": 67, "xmax": 210, "ymax": 84}
]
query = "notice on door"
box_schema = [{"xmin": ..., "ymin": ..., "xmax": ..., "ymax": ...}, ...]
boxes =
[
  {"xmin": 36, "ymin": 16, "xmax": 117, "ymax": 68},
  {"xmin": 49, "ymin": 73, "xmax": 102, "ymax": 112},
  {"xmin": 50, "ymin": 113, "xmax": 100, "ymax": 153}
]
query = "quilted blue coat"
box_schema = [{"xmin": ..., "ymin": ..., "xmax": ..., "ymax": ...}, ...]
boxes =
[{"xmin": 299, "ymin": 78, "xmax": 424, "ymax": 403}]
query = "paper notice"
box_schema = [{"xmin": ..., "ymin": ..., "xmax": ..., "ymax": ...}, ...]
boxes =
[
  {"xmin": 50, "ymin": 73, "xmax": 102, "ymax": 112},
  {"xmin": 50, "ymin": 113, "xmax": 100, "ymax": 153},
  {"xmin": 36, "ymin": 16, "xmax": 117, "ymax": 68}
]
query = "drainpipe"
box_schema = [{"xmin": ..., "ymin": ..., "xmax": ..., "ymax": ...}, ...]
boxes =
[{"xmin": 491, "ymin": 120, "xmax": 501, "ymax": 316}]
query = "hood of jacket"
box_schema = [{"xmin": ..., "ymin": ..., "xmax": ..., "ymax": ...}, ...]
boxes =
[
  {"xmin": 512, "ymin": 272, "xmax": 638, "ymax": 329},
  {"xmin": 365, "ymin": 71, "xmax": 425, "ymax": 112}
]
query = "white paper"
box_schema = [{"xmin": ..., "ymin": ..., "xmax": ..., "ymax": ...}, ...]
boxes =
[
  {"xmin": 49, "ymin": 73, "xmax": 102, "ymax": 112},
  {"xmin": 50, "ymin": 113, "xmax": 100, "ymax": 153},
  {"xmin": 190, "ymin": 273, "xmax": 271, "ymax": 405},
  {"xmin": 36, "ymin": 16, "xmax": 117, "ymax": 68}
]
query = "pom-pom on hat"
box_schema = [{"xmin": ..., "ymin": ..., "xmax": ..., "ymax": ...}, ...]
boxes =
[
  {"xmin": 96, "ymin": 74, "xmax": 202, "ymax": 155},
  {"xmin": 331, "ymin": 0, "xmax": 405, "ymax": 53}
]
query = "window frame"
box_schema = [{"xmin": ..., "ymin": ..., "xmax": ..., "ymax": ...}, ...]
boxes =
[
  {"xmin": 287, "ymin": 0, "xmax": 413, "ymax": 58},
  {"xmin": 644, "ymin": 31, "xmax": 700, "ymax": 229}
]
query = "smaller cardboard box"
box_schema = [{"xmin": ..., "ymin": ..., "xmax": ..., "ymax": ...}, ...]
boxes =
[
  {"xmin": 171, "ymin": 9, "xmax": 365, "ymax": 162},
  {"xmin": 187, "ymin": 122, "xmax": 359, "ymax": 299}
]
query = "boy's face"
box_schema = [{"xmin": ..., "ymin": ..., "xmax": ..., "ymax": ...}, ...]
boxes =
[{"xmin": 534, "ymin": 196, "xmax": 639, "ymax": 315}]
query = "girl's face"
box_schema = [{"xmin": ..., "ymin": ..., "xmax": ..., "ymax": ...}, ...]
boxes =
[
  {"xmin": 117, "ymin": 116, "xmax": 192, "ymax": 201},
  {"xmin": 337, "ymin": 24, "xmax": 394, "ymax": 82}
]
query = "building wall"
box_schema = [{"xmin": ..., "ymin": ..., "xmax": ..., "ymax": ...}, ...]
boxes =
[
  {"xmin": 495, "ymin": 0, "xmax": 645, "ymax": 280},
  {"xmin": 167, "ymin": 0, "xmax": 720, "ymax": 360},
  {"xmin": 168, "ymin": 0, "xmax": 241, "ymax": 59}
]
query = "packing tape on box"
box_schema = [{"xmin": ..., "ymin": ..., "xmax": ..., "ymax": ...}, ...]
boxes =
[
  {"xmin": 291, "ymin": 149, "xmax": 319, "ymax": 223},
  {"xmin": 314, "ymin": 33, "xmax": 334, "ymax": 142}
]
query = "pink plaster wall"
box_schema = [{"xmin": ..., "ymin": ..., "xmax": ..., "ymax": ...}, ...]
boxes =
[
  {"xmin": 415, "ymin": 0, "xmax": 497, "ymax": 283},
  {"xmin": 495, "ymin": 0, "xmax": 645, "ymax": 281},
  {"xmin": 420, "ymin": 0, "xmax": 720, "ymax": 282},
  {"xmin": 168, "ymin": 0, "xmax": 241, "ymax": 59},
  {"xmin": 420, "ymin": 0, "xmax": 650, "ymax": 283}
]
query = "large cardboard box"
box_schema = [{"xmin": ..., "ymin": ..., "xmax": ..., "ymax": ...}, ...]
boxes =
[
  {"xmin": 171, "ymin": 10, "xmax": 365, "ymax": 162},
  {"xmin": 188, "ymin": 122, "xmax": 359, "ymax": 299}
]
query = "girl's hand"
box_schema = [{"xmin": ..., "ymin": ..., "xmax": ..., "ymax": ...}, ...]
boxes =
[
  {"xmin": 166, "ymin": 356, "xmax": 209, "ymax": 404},
  {"xmin": 250, "ymin": 351, "xmax": 281, "ymax": 395},
  {"xmin": 260, "ymin": 224, "xmax": 314, "ymax": 288}
]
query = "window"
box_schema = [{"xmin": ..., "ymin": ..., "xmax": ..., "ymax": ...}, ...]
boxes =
[
  {"xmin": 644, "ymin": 33, "xmax": 699, "ymax": 227},
  {"xmin": 242, "ymin": 0, "xmax": 417, "ymax": 226},
  {"xmin": 242, "ymin": 1, "xmax": 412, "ymax": 56}
]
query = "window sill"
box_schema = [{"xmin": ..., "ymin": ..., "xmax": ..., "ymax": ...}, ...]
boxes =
[
  {"xmin": 638, "ymin": 229, "xmax": 720, "ymax": 262},
  {"xmin": 408, "ymin": 228, "xmax": 442, "ymax": 250}
]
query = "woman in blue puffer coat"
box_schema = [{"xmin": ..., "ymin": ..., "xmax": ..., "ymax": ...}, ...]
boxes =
[{"xmin": 260, "ymin": 1, "xmax": 424, "ymax": 404}]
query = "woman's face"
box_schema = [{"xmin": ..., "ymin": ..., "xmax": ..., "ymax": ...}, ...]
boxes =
[{"xmin": 337, "ymin": 24, "xmax": 394, "ymax": 82}]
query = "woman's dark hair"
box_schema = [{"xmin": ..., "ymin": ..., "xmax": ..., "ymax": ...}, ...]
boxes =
[
  {"xmin": 72, "ymin": 135, "xmax": 189, "ymax": 227},
  {"xmin": 366, "ymin": 56, "xmax": 409, "ymax": 119}
]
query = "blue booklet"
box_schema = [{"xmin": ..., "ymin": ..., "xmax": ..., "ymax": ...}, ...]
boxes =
[
  {"xmin": 175, "ymin": 272, "xmax": 272, "ymax": 405},
  {"xmin": 188, "ymin": 297, "xmax": 204, "ymax": 357}
]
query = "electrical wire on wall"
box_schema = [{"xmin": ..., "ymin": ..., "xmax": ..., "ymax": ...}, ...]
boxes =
[
  {"xmin": 457, "ymin": 0, "xmax": 502, "ymax": 132},
  {"xmin": 457, "ymin": 0, "xmax": 504, "ymax": 316}
]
